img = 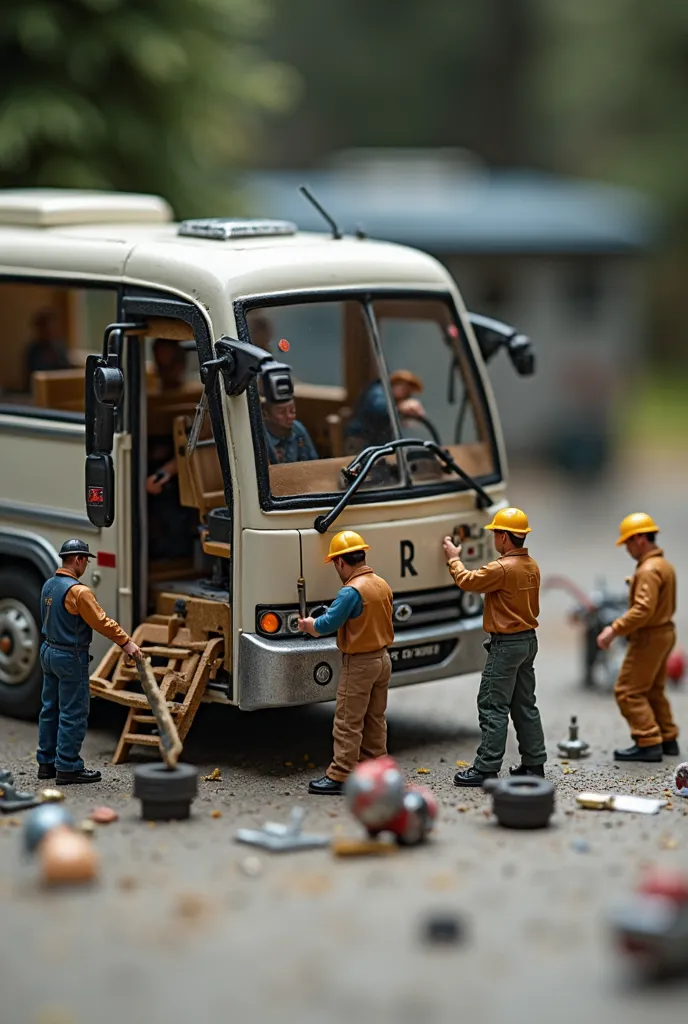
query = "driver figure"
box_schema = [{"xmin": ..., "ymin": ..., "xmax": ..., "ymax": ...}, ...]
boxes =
[{"xmin": 346, "ymin": 370, "xmax": 425, "ymax": 450}]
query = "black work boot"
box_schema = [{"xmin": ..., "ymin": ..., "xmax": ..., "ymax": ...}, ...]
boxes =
[
  {"xmin": 308, "ymin": 775, "xmax": 344, "ymax": 795},
  {"xmin": 37, "ymin": 763, "xmax": 56, "ymax": 780},
  {"xmin": 454, "ymin": 766, "xmax": 498, "ymax": 788},
  {"xmin": 663, "ymin": 739, "xmax": 680, "ymax": 757},
  {"xmin": 509, "ymin": 763, "xmax": 545, "ymax": 778},
  {"xmin": 55, "ymin": 768, "xmax": 102, "ymax": 785},
  {"xmin": 613, "ymin": 744, "xmax": 663, "ymax": 763}
]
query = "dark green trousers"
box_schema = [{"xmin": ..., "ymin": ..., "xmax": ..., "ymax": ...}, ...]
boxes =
[{"xmin": 473, "ymin": 631, "xmax": 546, "ymax": 774}]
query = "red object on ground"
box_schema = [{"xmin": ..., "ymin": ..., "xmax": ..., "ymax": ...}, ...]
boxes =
[
  {"xmin": 89, "ymin": 806, "xmax": 119, "ymax": 824},
  {"xmin": 638, "ymin": 867, "xmax": 688, "ymax": 905},
  {"xmin": 666, "ymin": 648, "xmax": 685, "ymax": 684},
  {"xmin": 345, "ymin": 757, "xmax": 437, "ymax": 846}
]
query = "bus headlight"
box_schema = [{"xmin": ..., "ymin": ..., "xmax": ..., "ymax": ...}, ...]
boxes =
[{"xmin": 460, "ymin": 592, "xmax": 483, "ymax": 617}]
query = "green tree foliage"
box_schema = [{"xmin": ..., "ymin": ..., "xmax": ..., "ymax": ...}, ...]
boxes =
[{"xmin": 0, "ymin": 0, "xmax": 299, "ymax": 215}]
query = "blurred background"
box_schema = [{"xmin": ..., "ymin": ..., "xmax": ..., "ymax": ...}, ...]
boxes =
[{"xmin": 1, "ymin": 0, "xmax": 686, "ymax": 478}]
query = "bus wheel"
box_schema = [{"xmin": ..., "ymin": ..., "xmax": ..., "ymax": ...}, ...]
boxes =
[{"xmin": 0, "ymin": 569, "xmax": 43, "ymax": 720}]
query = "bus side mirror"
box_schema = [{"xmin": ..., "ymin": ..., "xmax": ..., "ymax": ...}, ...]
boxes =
[
  {"xmin": 466, "ymin": 313, "xmax": 535, "ymax": 377},
  {"xmin": 201, "ymin": 336, "xmax": 294, "ymax": 400},
  {"xmin": 84, "ymin": 324, "xmax": 133, "ymax": 528}
]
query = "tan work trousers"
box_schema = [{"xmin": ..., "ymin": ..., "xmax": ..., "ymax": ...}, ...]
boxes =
[
  {"xmin": 614, "ymin": 625, "xmax": 678, "ymax": 747},
  {"xmin": 327, "ymin": 648, "xmax": 391, "ymax": 782}
]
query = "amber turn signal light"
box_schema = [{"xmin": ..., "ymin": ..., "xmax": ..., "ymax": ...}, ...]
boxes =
[{"xmin": 259, "ymin": 611, "xmax": 281, "ymax": 634}]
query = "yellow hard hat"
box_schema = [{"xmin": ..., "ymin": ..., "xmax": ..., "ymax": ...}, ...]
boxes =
[
  {"xmin": 616, "ymin": 512, "xmax": 660, "ymax": 546},
  {"xmin": 324, "ymin": 530, "xmax": 370, "ymax": 563},
  {"xmin": 484, "ymin": 507, "xmax": 531, "ymax": 535}
]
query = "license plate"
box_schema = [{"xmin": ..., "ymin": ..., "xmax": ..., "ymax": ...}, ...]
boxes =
[{"xmin": 389, "ymin": 639, "xmax": 455, "ymax": 672}]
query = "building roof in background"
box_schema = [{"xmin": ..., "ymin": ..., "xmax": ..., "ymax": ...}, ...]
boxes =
[{"xmin": 237, "ymin": 153, "xmax": 659, "ymax": 255}]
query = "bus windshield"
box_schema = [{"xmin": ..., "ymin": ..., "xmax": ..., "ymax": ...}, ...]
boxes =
[{"xmin": 244, "ymin": 295, "xmax": 497, "ymax": 504}]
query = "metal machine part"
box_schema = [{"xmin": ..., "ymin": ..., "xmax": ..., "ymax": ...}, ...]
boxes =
[
  {"xmin": 235, "ymin": 807, "xmax": 330, "ymax": 852},
  {"xmin": 0, "ymin": 780, "xmax": 41, "ymax": 813},
  {"xmin": 557, "ymin": 715, "xmax": 590, "ymax": 759},
  {"xmin": 577, "ymin": 792, "xmax": 666, "ymax": 815}
]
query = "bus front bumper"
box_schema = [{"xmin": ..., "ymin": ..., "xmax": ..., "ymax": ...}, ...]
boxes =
[{"xmin": 237, "ymin": 618, "xmax": 486, "ymax": 710}]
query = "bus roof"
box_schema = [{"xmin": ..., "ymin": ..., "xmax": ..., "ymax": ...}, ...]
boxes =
[{"xmin": 0, "ymin": 189, "xmax": 451, "ymax": 301}]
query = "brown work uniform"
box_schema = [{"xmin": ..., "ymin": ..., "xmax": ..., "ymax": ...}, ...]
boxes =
[
  {"xmin": 448, "ymin": 548, "xmax": 546, "ymax": 772},
  {"xmin": 612, "ymin": 548, "xmax": 678, "ymax": 748},
  {"xmin": 325, "ymin": 566, "xmax": 394, "ymax": 783}
]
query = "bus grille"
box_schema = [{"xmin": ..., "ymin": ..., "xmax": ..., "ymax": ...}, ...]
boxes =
[{"xmin": 392, "ymin": 584, "xmax": 482, "ymax": 632}]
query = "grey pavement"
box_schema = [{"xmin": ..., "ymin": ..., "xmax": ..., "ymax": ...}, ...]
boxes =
[{"xmin": 1, "ymin": 458, "xmax": 687, "ymax": 1024}]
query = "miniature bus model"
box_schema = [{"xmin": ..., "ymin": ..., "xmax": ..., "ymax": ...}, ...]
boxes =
[{"xmin": 0, "ymin": 189, "xmax": 534, "ymax": 720}]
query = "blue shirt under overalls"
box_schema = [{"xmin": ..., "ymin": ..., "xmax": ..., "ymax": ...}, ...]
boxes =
[{"xmin": 41, "ymin": 574, "xmax": 93, "ymax": 652}]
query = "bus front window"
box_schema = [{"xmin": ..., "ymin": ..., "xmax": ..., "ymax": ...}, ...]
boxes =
[
  {"xmin": 373, "ymin": 298, "xmax": 497, "ymax": 486},
  {"xmin": 246, "ymin": 300, "xmax": 401, "ymax": 499}
]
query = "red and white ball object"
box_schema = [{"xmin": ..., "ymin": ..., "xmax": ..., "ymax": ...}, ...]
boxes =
[
  {"xmin": 344, "ymin": 756, "xmax": 438, "ymax": 846},
  {"xmin": 666, "ymin": 648, "xmax": 685, "ymax": 685}
]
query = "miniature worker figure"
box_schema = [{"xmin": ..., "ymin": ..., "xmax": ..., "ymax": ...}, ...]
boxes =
[
  {"xmin": 597, "ymin": 513, "xmax": 679, "ymax": 762},
  {"xmin": 443, "ymin": 507, "xmax": 547, "ymax": 787},
  {"xmin": 263, "ymin": 399, "xmax": 319, "ymax": 464},
  {"xmin": 36, "ymin": 540, "xmax": 142, "ymax": 784},
  {"xmin": 346, "ymin": 369, "xmax": 426, "ymax": 449},
  {"xmin": 298, "ymin": 531, "xmax": 394, "ymax": 795}
]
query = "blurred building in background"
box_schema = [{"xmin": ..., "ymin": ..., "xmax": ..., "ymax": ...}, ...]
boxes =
[{"xmin": 240, "ymin": 149, "xmax": 659, "ymax": 476}]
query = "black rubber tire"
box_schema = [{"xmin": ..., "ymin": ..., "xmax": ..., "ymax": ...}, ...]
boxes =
[
  {"xmin": 132, "ymin": 762, "xmax": 198, "ymax": 802},
  {"xmin": 0, "ymin": 568, "xmax": 44, "ymax": 720},
  {"xmin": 488, "ymin": 776, "xmax": 555, "ymax": 830}
]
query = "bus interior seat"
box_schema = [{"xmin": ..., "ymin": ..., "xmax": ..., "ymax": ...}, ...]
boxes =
[{"xmin": 173, "ymin": 414, "xmax": 225, "ymax": 521}]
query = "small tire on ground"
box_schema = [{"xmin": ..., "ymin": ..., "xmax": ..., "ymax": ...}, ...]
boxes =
[
  {"xmin": 485, "ymin": 776, "xmax": 555, "ymax": 830},
  {"xmin": 133, "ymin": 762, "xmax": 198, "ymax": 820},
  {"xmin": 0, "ymin": 568, "xmax": 44, "ymax": 720}
]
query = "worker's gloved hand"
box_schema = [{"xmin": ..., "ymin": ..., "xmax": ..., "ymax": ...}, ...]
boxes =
[
  {"xmin": 123, "ymin": 640, "xmax": 143, "ymax": 659},
  {"xmin": 443, "ymin": 536, "xmax": 462, "ymax": 562},
  {"xmin": 298, "ymin": 617, "xmax": 318, "ymax": 637}
]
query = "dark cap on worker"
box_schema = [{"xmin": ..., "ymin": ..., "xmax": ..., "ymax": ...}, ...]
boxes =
[{"xmin": 58, "ymin": 539, "xmax": 96, "ymax": 560}]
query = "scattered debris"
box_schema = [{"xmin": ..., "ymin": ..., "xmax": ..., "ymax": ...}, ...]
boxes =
[
  {"xmin": 23, "ymin": 804, "xmax": 75, "ymax": 854},
  {"xmin": 78, "ymin": 820, "xmax": 96, "ymax": 838},
  {"xmin": 133, "ymin": 762, "xmax": 198, "ymax": 821},
  {"xmin": 0, "ymin": 768, "xmax": 13, "ymax": 785},
  {"xmin": 674, "ymin": 763, "xmax": 688, "ymax": 797},
  {"xmin": 571, "ymin": 838, "xmax": 591, "ymax": 854},
  {"xmin": 284, "ymin": 762, "xmax": 294, "ymax": 768},
  {"xmin": 483, "ymin": 776, "xmax": 555, "ymax": 829},
  {"xmin": 0, "ymin": 779, "xmax": 40, "ymax": 813},
  {"xmin": 210, "ymin": 809, "xmax": 222, "ymax": 819},
  {"xmin": 174, "ymin": 892, "xmax": 207, "ymax": 920},
  {"xmin": 89, "ymin": 806, "xmax": 119, "ymax": 825},
  {"xmin": 610, "ymin": 867, "xmax": 688, "ymax": 979},
  {"xmin": 118, "ymin": 875, "xmax": 138, "ymax": 891},
  {"xmin": 235, "ymin": 807, "xmax": 329, "ymax": 852},
  {"xmin": 202, "ymin": 768, "xmax": 222, "ymax": 782},
  {"xmin": 416, "ymin": 768, "xmax": 431, "ymax": 774},
  {"xmin": 576, "ymin": 792, "xmax": 666, "ymax": 815},
  {"xmin": 422, "ymin": 912, "xmax": 466, "ymax": 946},
  {"xmin": 562, "ymin": 767, "xmax": 578, "ymax": 775},
  {"xmin": 659, "ymin": 836, "xmax": 679, "ymax": 851},
  {"xmin": 331, "ymin": 836, "xmax": 397, "ymax": 857},
  {"xmin": 39, "ymin": 789, "xmax": 65, "ymax": 803},
  {"xmin": 557, "ymin": 716, "xmax": 590, "ymax": 759},
  {"xmin": 455, "ymin": 761, "xmax": 471, "ymax": 768},
  {"xmin": 238, "ymin": 855, "xmax": 263, "ymax": 877},
  {"xmin": 40, "ymin": 825, "xmax": 99, "ymax": 887},
  {"xmin": 345, "ymin": 757, "xmax": 438, "ymax": 847}
]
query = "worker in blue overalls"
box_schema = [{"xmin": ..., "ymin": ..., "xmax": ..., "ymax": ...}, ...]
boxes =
[{"xmin": 36, "ymin": 539, "xmax": 142, "ymax": 785}]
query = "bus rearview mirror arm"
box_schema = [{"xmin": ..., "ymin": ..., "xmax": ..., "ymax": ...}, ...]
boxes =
[
  {"xmin": 466, "ymin": 313, "xmax": 535, "ymax": 376},
  {"xmin": 201, "ymin": 337, "xmax": 294, "ymax": 403}
]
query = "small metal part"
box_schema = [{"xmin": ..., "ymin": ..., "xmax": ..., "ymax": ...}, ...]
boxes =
[
  {"xmin": 422, "ymin": 912, "xmax": 466, "ymax": 945},
  {"xmin": 40, "ymin": 788, "xmax": 65, "ymax": 803},
  {"xmin": 23, "ymin": 803, "xmax": 75, "ymax": 854},
  {"xmin": 576, "ymin": 791, "xmax": 666, "ymax": 814},
  {"xmin": 297, "ymin": 576, "xmax": 307, "ymax": 620},
  {"xmin": 235, "ymin": 807, "xmax": 330, "ymax": 853},
  {"xmin": 0, "ymin": 781, "xmax": 41, "ymax": 813},
  {"xmin": 0, "ymin": 769, "xmax": 14, "ymax": 785},
  {"xmin": 557, "ymin": 715, "xmax": 590, "ymax": 759}
]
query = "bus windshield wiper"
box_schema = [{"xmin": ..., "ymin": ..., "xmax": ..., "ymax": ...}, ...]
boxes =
[{"xmin": 313, "ymin": 439, "xmax": 493, "ymax": 534}]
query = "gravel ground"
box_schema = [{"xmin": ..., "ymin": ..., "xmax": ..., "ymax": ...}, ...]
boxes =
[{"xmin": 1, "ymin": 457, "xmax": 687, "ymax": 1024}]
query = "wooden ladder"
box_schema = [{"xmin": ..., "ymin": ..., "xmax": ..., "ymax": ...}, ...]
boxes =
[{"xmin": 90, "ymin": 622, "xmax": 223, "ymax": 765}]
